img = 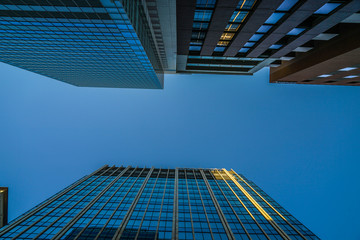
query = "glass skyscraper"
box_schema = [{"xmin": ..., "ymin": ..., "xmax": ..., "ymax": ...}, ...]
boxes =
[
  {"xmin": 0, "ymin": 0, "xmax": 164, "ymax": 88},
  {"xmin": 0, "ymin": 165, "xmax": 319, "ymax": 240}
]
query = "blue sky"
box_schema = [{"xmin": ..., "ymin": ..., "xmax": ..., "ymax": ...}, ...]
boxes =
[{"xmin": 0, "ymin": 62, "xmax": 360, "ymax": 239}]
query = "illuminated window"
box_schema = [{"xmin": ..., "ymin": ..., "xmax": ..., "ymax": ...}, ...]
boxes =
[
  {"xmin": 220, "ymin": 33, "xmax": 235, "ymax": 41},
  {"xmin": 225, "ymin": 23, "xmax": 240, "ymax": 31},
  {"xmin": 216, "ymin": 0, "xmax": 258, "ymax": 49},
  {"xmin": 237, "ymin": 0, "xmax": 257, "ymax": 10},
  {"xmin": 218, "ymin": 41, "xmax": 230, "ymax": 46},
  {"xmin": 229, "ymin": 11, "xmax": 248, "ymax": 23}
]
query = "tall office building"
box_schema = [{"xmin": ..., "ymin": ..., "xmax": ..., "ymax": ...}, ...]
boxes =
[
  {"xmin": 0, "ymin": 0, "xmax": 172, "ymax": 89},
  {"xmin": 0, "ymin": 188, "xmax": 8, "ymax": 228},
  {"xmin": 177, "ymin": 0, "xmax": 360, "ymax": 85},
  {"xmin": 0, "ymin": 165, "xmax": 319, "ymax": 239}
]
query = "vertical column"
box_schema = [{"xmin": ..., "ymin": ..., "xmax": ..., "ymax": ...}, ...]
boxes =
[
  {"xmin": 154, "ymin": 169, "xmax": 170, "ymax": 240},
  {"xmin": 208, "ymin": 171, "xmax": 251, "ymax": 239},
  {"xmin": 94, "ymin": 167, "xmax": 142, "ymax": 239},
  {"xmin": 199, "ymin": 170, "xmax": 235, "ymax": 240},
  {"xmin": 171, "ymin": 168, "xmax": 179, "ymax": 240},
  {"xmin": 222, "ymin": 169, "xmax": 291, "ymax": 240},
  {"xmin": 177, "ymin": 0, "xmax": 196, "ymax": 55},
  {"xmin": 192, "ymin": 170, "xmax": 214, "ymax": 239},
  {"xmin": 213, "ymin": 169, "xmax": 270, "ymax": 240},
  {"xmin": 184, "ymin": 170, "xmax": 196, "ymax": 239},
  {"xmin": 112, "ymin": 167, "xmax": 155, "ymax": 239},
  {"xmin": 134, "ymin": 169, "xmax": 162, "ymax": 239},
  {"xmin": 231, "ymin": 170, "xmax": 307, "ymax": 240}
]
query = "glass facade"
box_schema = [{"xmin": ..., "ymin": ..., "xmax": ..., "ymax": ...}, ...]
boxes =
[
  {"xmin": 0, "ymin": 166, "xmax": 319, "ymax": 240},
  {"xmin": 0, "ymin": 0, "xmax": 164, "ymax": 89}
]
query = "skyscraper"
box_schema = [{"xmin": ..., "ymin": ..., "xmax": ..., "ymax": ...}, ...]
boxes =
[
  {"xmin": 0, "ymin": 165, "xmax": 319, "ymax": 239},
  {"xmin": 0, "ymin": 0, "xmax": 168, "ymax": 88},
  {"xmin": 177, "ymin": 0, "xmax": 360, "ymax": 85}
]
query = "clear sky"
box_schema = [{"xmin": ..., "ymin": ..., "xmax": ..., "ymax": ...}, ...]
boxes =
[{"xmin": 0, "ymin": 62, "xmax": 360, "ymax": 239}]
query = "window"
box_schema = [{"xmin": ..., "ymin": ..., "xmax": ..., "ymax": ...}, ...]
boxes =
[
  {"xmin": 196, "ymin": 0, "xmax": 216, "ymax": 8},
  {"xmin": 339, "ymin": 67, "xmax": 357, "ymax": 71},
  {"xmin": 269, "ymin": 44, "xmax": 282, "ymax": 49},
  {"xmin": 239, "ymin": 48, "xmax": 250, "ymax": 53},
  {"xmin": 194, "ymin": 10, "xmax": 213, "ymax": 21},
  {"xmin": 229, "ymin": 11, "xmax": 248, "ymax": 23},
  {"xmin": 287, "ymin": 28, "xmax": 305, "ymax": 35},
  {"xmin": 265, "ymin": 12, "xmax": 285, "ymax": 24},
  {"xmin": 318, "ymin": 74, "xmax": 332, "ymax": 78},
  {"xmin": 214, "ymin": 46, "xmax": 226, "ymax": 52},
  {"xmin": 314, "ymin": 3, "xmax": 341, "ymax": 15},
  {"xmin": 276, "ymin": 0, "xmax": 299, "ymax": 11},
  {"xmin": 344, "ymin": 75, "xmax": 358, "ymax": 79},
  {"xmin": 189, "ymin": 46, "xmax": 201, "ymax": 51},
  {"xmin": 257, "ymin": 25, "xmax": 272, "ymax": 33},
  {"xmin": 249, "ymin": 33, "xmax": 263, "ymax": 42},
  {"xmin": 244, "ymin": 42, "xmax": 255, "ymax": 47}
]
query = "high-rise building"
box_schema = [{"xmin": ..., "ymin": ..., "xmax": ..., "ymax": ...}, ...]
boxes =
[
  {"xmin": 0, "ymin": 187, "xmax": 8, "ymax": 228},
  {"xmin": 270, "ymin": 20, "xmax": 360, "ymax": 86},
  {"xmin": 0, "ymin": 0, "xmax": 170, "ymax": 89},
  {"xmin": 0, "ymin": 165, "xmax": 319, "ymax": 239},
  {"xmin": 177, "ymin": 0, "xmax": 360, "ymax": 85}
]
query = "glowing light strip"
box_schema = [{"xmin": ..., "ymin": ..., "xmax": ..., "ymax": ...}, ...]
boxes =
[
  {"xmin": 213, "ymin": 169, "xmax": 271, "ymax": 240},
  {"xmin": 225, "ymin": 0, "xmax": 248, "ymax": 33},
  {"xmin": 231, "ymin": 169, "xmax": 308, "ymax": 240},
  {"xmin": 222, "ymin": 169, "xmax": 291, "ymax": 240}
]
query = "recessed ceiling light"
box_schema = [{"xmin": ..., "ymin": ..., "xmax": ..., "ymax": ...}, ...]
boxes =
[
  {"xmin": 339, "ymin": 67, "xmax": 357, "ymax": 71},
  {"xmin": 344, "ymin": 75, "xmax": 358, "ymax": 79},
  {"xmin": 318, "ymin": 74, "xmax": 332, "ymax": 78}
]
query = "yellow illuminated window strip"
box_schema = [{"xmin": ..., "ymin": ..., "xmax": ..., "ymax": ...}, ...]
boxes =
[
  {"xmin": 220, "ymin": 33, "xmax": 234, "ymax": 41},
  {"xmin": 221, "ymin": 169, "xmax": 292, "ymax": 240},
  {"xmin": 213, "ymin": 169, "xmax": 271, "ymax": 239},
  {"xmin": 217, "ymin": 0, "xmax": 256, "ymax": 48},
  {"xmin": 230, "ymin": 169, "xmax": 308, "ymax": 240}
]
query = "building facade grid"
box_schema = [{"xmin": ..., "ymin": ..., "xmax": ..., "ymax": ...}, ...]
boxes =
[
  {"xmin": 0, "ymin": 0, "xmax": 164, "ymax": 88},
  {"xmin": 0, "ymin": 165, "xmax": 319, "ymax": 240}
]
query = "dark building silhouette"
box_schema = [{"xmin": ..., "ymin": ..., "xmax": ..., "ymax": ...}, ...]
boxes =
[
  {"xmin": 0, "ymin": 187, "xmax": 8, "ymax": 228},
  {"xmin": 0, "ymin": 166, "xmax": 319, "ymax": 239}
]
